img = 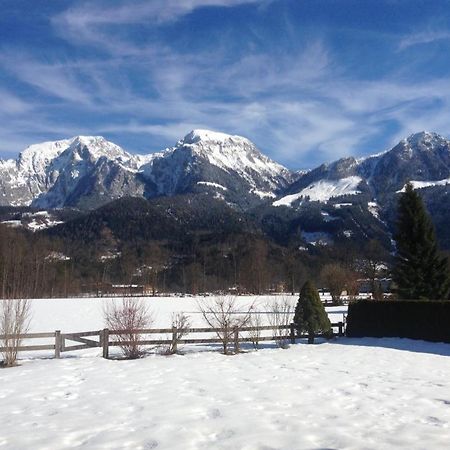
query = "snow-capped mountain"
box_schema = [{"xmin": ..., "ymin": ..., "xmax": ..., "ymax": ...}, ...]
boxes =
[
  {"xmin": 2, "ymin": 129, "xmax": 450, "ymax": 250},
  {"xmin": 270, "ymin": 131, "xmax": 450, "ymax": 249},
  {"xmin": 2, "ymin": 129, "xmax": 449, "ymax": 213},
  {"xmin": 0, "ymin": 130, "xmax": 295, "ymax": 209},
  {"xmin": 275, "ymin": 131, "xmax": 450, "ymax": 207},
  {"xmin": 140, "ymin": 129, "xmax": 294, "ymax": 208},
  {"xmin": 0, "ymin": 136, "xmax": 145, "ymax": 209}
]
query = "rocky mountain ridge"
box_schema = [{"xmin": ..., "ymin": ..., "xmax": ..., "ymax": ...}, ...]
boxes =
[
  {"xmin": 275, "ymin": 131, "xmax": 450, "ymax": 207},
  {"xmin": 0, "ymin": 130, "xmax": 294, "ymax": 209},
  {"xmin": 1, "ymin": 129, "xmax": 450, "ymax": 249}
]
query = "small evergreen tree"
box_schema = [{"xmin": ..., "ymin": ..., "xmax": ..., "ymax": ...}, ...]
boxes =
[
  {"xmin": 393, "ymin": 183, "xmax": 450, "ymax": 300},
  {"xmin": 294, "ymin": 280, "xmax": 332, "ymax": 343}
]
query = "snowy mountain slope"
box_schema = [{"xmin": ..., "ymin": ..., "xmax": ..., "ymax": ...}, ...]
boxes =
[
  {"xmin": 140, "ymin": 129, "xmax": 294, "ymax": 207},
  {"xmin": 397, "ymin": 177, "xmax": 450, "ymax": 192},
  {"xmin": 269, "ymin": 131, "xmax": 450, "ymax": 250},
  {"xmin": 0, "ymin": 130, "xmax": 295, "ymax": 209},
  {"xmin": 359, "ymin": 131, "xmax": 450, "ymax": 198},
  {"xmin": 274, "ymin": 176, "xmax": 363, "ymax": 206},
  {"xmin": 1, "ymin": 128, "xmax": 449, "ymax": 253},
  {"xmin": 275, "ymin": 131, "xmax": 450, "ymax": 207},
  {"xmin": 0, "ymin": 136, "xmax": 145, "ymax": 208}
]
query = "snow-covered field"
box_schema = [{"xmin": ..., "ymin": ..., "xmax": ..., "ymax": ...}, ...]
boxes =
[
  {"xmin": 23, "ymin": 295, "xmax": 345, "ymax": 332},
  {"xmin": 1, "ymin": 296, "xmax": 450, "ymax": 449}
]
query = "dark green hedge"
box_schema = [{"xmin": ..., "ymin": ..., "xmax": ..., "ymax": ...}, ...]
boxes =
[{"xmin": 346, "ymin": 300, "xmax": 450, "ymax": 343}]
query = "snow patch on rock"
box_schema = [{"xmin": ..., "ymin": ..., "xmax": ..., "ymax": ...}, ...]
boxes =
[
  {"xmin": 197, "ymin": 181, "xmax": 228, "ymax": 190},
  {"xmin": 397, "ymin": 178, "xmax": 450, "ymax": 192},
  {"xmin": 368, "ymin": 201, "xmax": 380, "ymax": 219},
  {"xmin": 274, "ymin": 176, "xmax": 362, "ymax": 206}
]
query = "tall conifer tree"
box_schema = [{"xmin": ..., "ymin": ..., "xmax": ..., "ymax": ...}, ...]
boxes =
[{"xmin": 393, "ymin": 183, "xmax": 450, "ymax": 300}]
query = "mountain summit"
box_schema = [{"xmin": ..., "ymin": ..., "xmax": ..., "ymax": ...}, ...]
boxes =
[
  {"xmin": 0, "ymin": 130, "xmax": 294, "ymax": 209},
  {"xmin": 275, "ymin": 130, "xmax": 450, "ymax": 206},
  {"xmin": 0, "ymin": 136, "xmax": 143, "ymax": 208},
  {"xmin": 1, "ymin": 129, "xmax": 450, "ymax": 249},
  {"xmin": 1, "ymin": 130, "xmax": 449, "ymax": 213}
]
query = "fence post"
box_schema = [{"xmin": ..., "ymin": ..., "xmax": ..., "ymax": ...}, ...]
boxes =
[
  {"xmin": 171, "ymin": 326, "xmax": 178, "ymax": 354},
  {"xmin": 233, "ymin": 327, "xmax": 240, "ymax": 354},
  {"xmin": 338, "ymin": 322, "xmax": 343, "ymax": 337},
  {"xmin": 102, "ymin": 328, "xmax": 109, "ymax": 359},
  {"xmin": 55, "ymin": 330, "xmax": 61, "ymax": 359},
  {"xmin": 290, "ymin": 323, "xmax": 296, "ymax": 344}
]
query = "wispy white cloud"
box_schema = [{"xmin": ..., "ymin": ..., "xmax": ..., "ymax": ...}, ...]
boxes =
[
  {"xmin": 3, "ymin": 1, "xmax": 450, "ymax": 168},
  {"xmin": 53, "ymin": 0, "xmax": 266, "ymax": 55},
  {"xmin": 398, "ymin": 30, "xmax": 450, "ymax": 50},
  {"xmin": 4, "ymin": 39, "xmax": 450, "ymax": 167},
  {"xmin": 58, "ymin": 0, "xmax": 263, "ymax": 27},
  {"xmin": 0, "ymin": 54, "xmax": 94, "ymax": 105},
  {"xmin": 0, "ymin": 89, "xmax": 32, "ymax": 114}
]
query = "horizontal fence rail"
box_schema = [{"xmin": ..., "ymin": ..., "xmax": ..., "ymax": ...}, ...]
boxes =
[{"xmin": 1, "ymin": 322, "xmax": 345, "ymax": 359}]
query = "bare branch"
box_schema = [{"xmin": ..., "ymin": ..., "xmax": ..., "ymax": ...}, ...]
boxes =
[
  {"xmin": 163, "ymin": 312, "xmax": 191, "ymax": 355},
  {"xmin": 1, "ymin": 298, "xmax": 31, "ymax": 367},
  {"xmin": 104, "ymin": 298, "xmax": 153, "ymax": 359},
  {"xmin": 266, "ymin": 297, "xmax": 294, "ymax": 349},
  {"xmin": 197, "ymin": 296, "xmax": 253, "ymax": 354}
]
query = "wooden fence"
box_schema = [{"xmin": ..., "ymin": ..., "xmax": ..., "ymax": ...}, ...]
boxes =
[{"xmin": 0, "ymin": 322, "xmax": 344, "ymax": 359}]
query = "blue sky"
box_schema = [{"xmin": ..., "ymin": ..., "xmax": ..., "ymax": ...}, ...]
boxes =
[{"xmin": 2, "ymin": 0, "xmax": 450, "ymax": 168}]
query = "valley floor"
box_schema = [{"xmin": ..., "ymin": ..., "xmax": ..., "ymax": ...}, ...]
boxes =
[{"xmin": 1, "ymin": 297, "xmax": 449, "ymax": 449}]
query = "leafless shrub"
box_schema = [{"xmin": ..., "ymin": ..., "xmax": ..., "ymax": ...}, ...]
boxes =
[
  {"xmin": 198, "ymin": 296, "xmax": 253, "ymax": 354},
  {"xmin": 104, "ymin": 298, "xmax": 153, "ymax": 359},
  {"xmin": 165, "ymin": 312, "xmax": 191, "ymax": 355},
  {"xmin": 248, "ymin": 309, "xmax": 263, "ymax": 350},
  {"xmin": 266, "ymin": 297, "xmax": 294, "ymax": 349},
  {"xmin": 1, "ymin": 299, "xmax": 31, "ymax": 367},
  {"xmin": 321, "ymin": 264, "xmax": 356, "ymax": 305}
]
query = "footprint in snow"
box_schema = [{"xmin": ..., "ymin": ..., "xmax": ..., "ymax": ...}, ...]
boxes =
[
  {"xmin": 425, "ymin": 416, "xmax": 445, "ymax": 426},
  {"xmin": 216, "ymin": 429, "xmax": 235, "ymax": 440},
  {"xmin": 208, "ymin": 408, "xmax": 222, "ymax": 419}
]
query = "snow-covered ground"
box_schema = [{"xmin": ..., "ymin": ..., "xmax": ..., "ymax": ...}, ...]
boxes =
[
  {"xmin": 1, "ymin": 296, "xmax": 450, "ymax": 449},
  {"xmin": 23, "ymin": 295, "xmax": 345, "ymax": 333}
]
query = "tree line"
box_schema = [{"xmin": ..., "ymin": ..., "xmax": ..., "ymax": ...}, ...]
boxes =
[{"xmin": 1, "ymin": 185, "xmax": 448, "ymax": 300}]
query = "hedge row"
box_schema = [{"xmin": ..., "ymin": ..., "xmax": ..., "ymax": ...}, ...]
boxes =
[{"xmin": 346, "ymin": 300, "xmax": 450, "ymax": 343}]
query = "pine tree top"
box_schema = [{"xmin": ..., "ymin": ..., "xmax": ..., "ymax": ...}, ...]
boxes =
[{"xmin": 393, "ymin": 183, "xmax": 450, "ymax": 300}]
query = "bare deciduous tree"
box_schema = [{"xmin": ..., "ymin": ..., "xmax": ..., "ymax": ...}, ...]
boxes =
[
  {"xmin": 266, "ymin": 297, "xmax": 294, "ymax": 349},
  {"xmin": 166, "ymin": 312, "xmax": 191, "ymax": 355},
  {"xmin": 104, "ymin": 298, "xmax": 152, "ymax": 359},
  {"xmin": 198, "ymin": 296, "xmax": 252, "ymax": 355},
  {"xmin": 320, "ymin": 263, "xmax": 349, "ymax": 304},
  {"xmin": 248, "ymin": 308, "xmax": 263, "ymax": 350},
  {"xmin": 345, "ymin": 270, "xmax": 360, "ymax": 300},
  {"xmin": 0, "ymin": 298, "xmax": 31, "ymax": 367}
]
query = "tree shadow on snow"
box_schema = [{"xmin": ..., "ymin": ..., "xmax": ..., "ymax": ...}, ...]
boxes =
[{"xmin": 331, "ymin": 337, "xmax": 450, "ymax": 357}]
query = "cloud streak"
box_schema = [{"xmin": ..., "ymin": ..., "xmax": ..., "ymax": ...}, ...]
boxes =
[
  {"xmin": 2, "ymin": 1, "xmax": 450, "ymax": 168},
  {"xmin": 398, "ymin": 31, "xmax": 450, "ymax": 50}
]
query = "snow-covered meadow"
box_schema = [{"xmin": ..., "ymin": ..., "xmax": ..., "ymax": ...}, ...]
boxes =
[
  {"xmin": 22, "ymin": 295, "xmax": 345, "ymax": 332},
  {"xmin": 1, "ymin": 296, "xmax": 450, "ymax": 449}
]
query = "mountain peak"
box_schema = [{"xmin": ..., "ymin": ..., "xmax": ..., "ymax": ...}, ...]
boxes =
[
  {"xmin": 67, "ymin": 135, "xmax": 133, "ymax": 162},
  {"xmin": 18, "ymin": 138, "xmax": 73, "ymax": 172},
  {"xmin": 181, "ymin": 129, "xmax": 248, "ymax": 145},
  {"xmin": 70, "ymin": 135, "xmax": 106, "ymax": 147},
  {"xmin": 175, "ymin": 129, "xmax": 290, "ymax": 179},
  {"xmin": 19, "ymin": 136, "xmax": 109, "ymax": 165},
  {"xmin": 404, "ymin": 131, "xmax": 444, "ymax": 146}
]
